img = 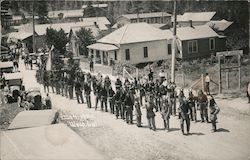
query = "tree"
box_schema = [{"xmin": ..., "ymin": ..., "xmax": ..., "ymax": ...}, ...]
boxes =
[
  {"xmin": 83, "ymin": 1, "xmax": 96, "ymax": 17},
  {"xmin": 45, "ymin": 28, "xmax": 69, "ymax": 55},
  {"xmin": 35, "ymin": 1, "xmax": 49, "ymax": 24},
  {"xmin": 75, "ymin": 28, "xmax": 96, "ymax": 57}
]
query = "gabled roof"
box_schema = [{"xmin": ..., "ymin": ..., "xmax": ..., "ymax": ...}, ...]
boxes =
[
  {"xmin": 48, "ymin": 9, "xmax": 84, "ymax": 18},
  {"xmin": 119, "ymin": 12, "xmax": 172, "ymax": 20},
  {"xmin": 176, "ymin": 12, "xmax": 216, "ymax": 22},
  {"xmin": 7, "ymin": 31, "xmax": 34, "ymax": 42},
  {"xmin": 206, "ymin": 19, "xmax": 233, "ymax": 31},
  {"xmin": 87, "ymin": 43, "xmax": 119, "ymax": 51},
  {"xmin": 176, "ymin": 25, "xmax": 219, "ymax": 41},
  {"xmin": 79, "ymin": 17, "xmax": 111, "ymax": 30},
  {"xmin": 34, "ymin": 22, "xmax": 96, "ymax": 35},
  {"xmin": 97, "ymin": 23, "xmax": 170, "ymax": 45}
]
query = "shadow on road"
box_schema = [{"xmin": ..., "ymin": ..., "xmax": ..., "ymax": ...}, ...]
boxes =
[
  {"xmin": 216, "ymin": 128, "xmax": 230, "ymax": 132},
  {"xmin": 189, "ymin": 132, "xmax": 205, "ymax": 136}
]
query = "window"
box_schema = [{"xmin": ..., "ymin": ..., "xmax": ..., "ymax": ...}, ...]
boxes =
[
  {"xmin": 143, "ymin": 47, "xmax": 148, "ymax": 58},
  {"xmin": 188, "ymin": 40, "xmax": 198, "ymax": 53},
  {"xmin": 209, "ymin": 38, "xmax": 215, "ymax": 50},
  {"xmin": 125, "ymin": 49, "xmax": 130, "ymax": 60},
  {"xmin": 168, "ymin": 44, "xmax": 172, "ymax": 55},
  {"xmin": 114, "ymin": 51, "xmax": 117, "ymax": 60}
]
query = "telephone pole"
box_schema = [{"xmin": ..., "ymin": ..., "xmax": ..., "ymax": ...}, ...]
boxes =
[
  {"xmin": 32, "ymin": 0, "xmax": 36, "ymax": 53},
  {"xmin": 171, "ymin": 0, "xmax": 177, "ymax": 83}
]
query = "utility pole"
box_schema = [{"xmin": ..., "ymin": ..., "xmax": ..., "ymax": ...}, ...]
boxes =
[
  {"xmin": 171, "ymin": 0, "xmax": 177, "ymax": 83},
  {"xmin": 32, "ymin": 0, "xmax": 36, "ymax": 53}
]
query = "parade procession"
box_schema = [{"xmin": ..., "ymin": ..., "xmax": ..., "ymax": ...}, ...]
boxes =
[{"xmin": 1, "ymin": 1, "xmax": 250, "ymax": 160}]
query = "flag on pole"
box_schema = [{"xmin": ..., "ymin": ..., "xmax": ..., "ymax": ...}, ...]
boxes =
[{"xmin": 46, "ymin": 45, "xmax": 54, "ymax": 71}]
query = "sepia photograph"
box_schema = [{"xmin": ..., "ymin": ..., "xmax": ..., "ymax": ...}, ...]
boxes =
[{"xmin": 0, "ymin": 0, "xmax": 249, "ymax": 160}]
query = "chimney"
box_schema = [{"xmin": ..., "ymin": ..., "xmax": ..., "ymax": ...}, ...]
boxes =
[{"xmin": 189, "ymin": 20, "xmax": 193, "ymax": 28}]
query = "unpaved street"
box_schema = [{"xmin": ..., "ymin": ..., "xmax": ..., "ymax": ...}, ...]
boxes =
[{"xmin": 20, "ymin": 61, "xmax": 250, "ymax": 160}]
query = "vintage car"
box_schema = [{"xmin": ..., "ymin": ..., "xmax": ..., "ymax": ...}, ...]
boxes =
[
  {"xmin": 0, "ymin": 61, "xmax": 13, "ymax": 74},
  {"xmin": 2, "ymin": 72, "xmax": 24, "ymax": 103},
  {"xmin": 20, "ymin": 87, "xmax": 46, "ymax": 110}
]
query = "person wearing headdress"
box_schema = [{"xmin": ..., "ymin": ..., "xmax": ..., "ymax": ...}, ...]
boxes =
[{"xmin": 208, "ymin": 95, "xmax": 220, "ymax": 132}]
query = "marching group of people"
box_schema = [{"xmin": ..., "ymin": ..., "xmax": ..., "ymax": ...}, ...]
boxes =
[{"xmin": 40, "ymin": 63, "xmax": 220, "ymax": 135}]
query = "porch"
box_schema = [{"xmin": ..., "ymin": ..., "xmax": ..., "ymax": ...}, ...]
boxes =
[{"xmin": 87, "ymin": 43, "xmax": 119, "ymax": 66}]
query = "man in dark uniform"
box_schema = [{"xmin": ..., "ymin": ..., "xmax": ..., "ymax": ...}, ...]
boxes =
[
  {"xmin": 115, "ymin": 77, "xmax": 122, "ymax": 91},
  {"xmin": 114, "ymin": 88, "xmax": 122, "ymax": 119},
  {"xmin": 43, "ymin": 70, "xmax": 50, "ymax": 93},
  {"xmin": 94, "ymin": 81, "xmax": 102, "ymax": 110},
  {"xmin": 124, "ymin": 91, "xmax": 134, "ymax": 124},
  {"xmin": 180, "ymin": 97, "xmax": 191, "ymax": 135},
  {"xmin": 100, "ymin": 84, "xmax": 108, "ymax": 112},
  {"xmin": 107, "ymin": 85, "xmax": 115, "ymax": 114},
  {"xmin": 188, "ymin": 89, "xmax": 197, "ymax": 122},
  {"xmin": 75, "ymin": 79, "xmax": 84, "ymax": 104},
  {"xmin": 120, "ymin": 88, "xmax": 126, "ymax": 120},
  {"xmin": 139, "ymin": 80, "xmax": 145, "ymax": 106},
  {"xmin": 84, "ymin": 80, "xmax": 92, "ymax": 108}
]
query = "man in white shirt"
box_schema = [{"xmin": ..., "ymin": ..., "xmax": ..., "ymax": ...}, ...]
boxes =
[{"xmin": 205, "ymin": 73, "xmax": 210, "ymax": 95}]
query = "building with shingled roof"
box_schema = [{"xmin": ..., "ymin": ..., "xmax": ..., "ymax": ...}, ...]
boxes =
[{"xmin": 87, "ymin": 23, "xmax": 173, "ymax": 65}]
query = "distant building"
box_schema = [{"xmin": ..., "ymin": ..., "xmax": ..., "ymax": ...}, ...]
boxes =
[
  {"xmin": 87, "ymin": 23, "xmax": 173, "ymax": 65},
  {"xmin": 82, "ymin": 4, "xmax": 108, "ymax": 9},
  {"xmin": 206, "ymin": 19, "xmax": 233, "ymax": 35},
  {"xmin": 171, "ymin": 24, "xmax": 226, "ymax": 60},
  {"xmin": 114, "ymin": 12, "xmax": 172, "ymax": 29},
  {"xmin": 79, "ymin": 17, "xmax": 111, "ymax": 31},
  {"xmin": 174, "ymin": 12, "xmax": 216, "ymax": 27},
  {"xmin": 7, "ymin": 31, "xmax": 36, "ymax": 52},
  {"xmin": 48, "ymin": 9, "xmax": 84, "ymax": 21}
]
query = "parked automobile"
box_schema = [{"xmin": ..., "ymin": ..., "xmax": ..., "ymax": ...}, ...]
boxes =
[
  {"xmin": 2, "ymin": 72, "xmax": 24, "ymax": 103},
  {"xmin": 0, "ymin": 61, "xmax": 13, "ymax": 74},
  {"xmin": 20, "ymin": 87, "xmax": 46, "ymax": 110}
]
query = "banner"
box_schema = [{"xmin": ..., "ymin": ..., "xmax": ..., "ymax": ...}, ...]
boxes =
[{"xmin": 46, "ymin": 45, "xmax": 54, "ymax": 71}]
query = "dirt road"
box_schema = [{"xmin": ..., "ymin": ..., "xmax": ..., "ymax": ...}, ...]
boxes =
[{"xmin": 20, "ymin": 61, "xmax": 250, "ymax": 160}]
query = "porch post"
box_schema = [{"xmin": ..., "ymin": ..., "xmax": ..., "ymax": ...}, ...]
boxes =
[
  {"xmin": 94, "ymin": 50, "xmax": 96, "ymax": 64},
  {"xmin": 100, "ymin": 51, "xmax": 104, "ymax": 65},
  {"xmin": 107, "ymin": 51, "xmax": 110, "ymax": 66}
]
